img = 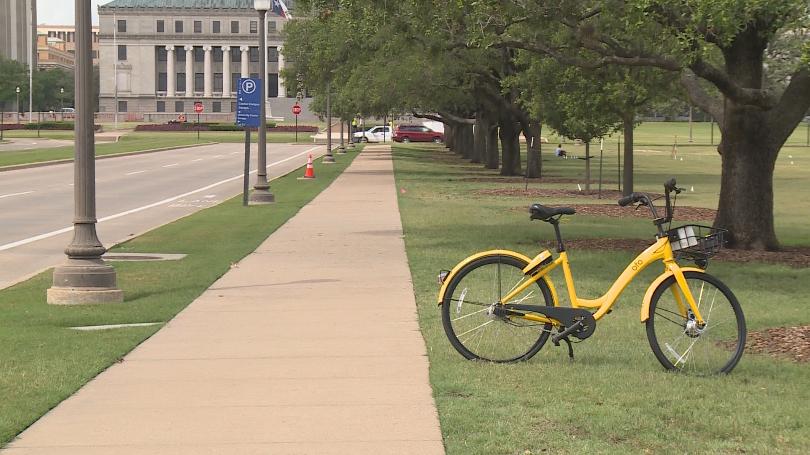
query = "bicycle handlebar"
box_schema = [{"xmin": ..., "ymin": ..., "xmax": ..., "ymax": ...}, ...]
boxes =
[{"xmin": 617, "ymin": 178, "xmax": 680, "ymax": 234}]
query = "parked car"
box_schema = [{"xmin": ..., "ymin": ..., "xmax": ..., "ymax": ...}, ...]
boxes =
[
  {"xmin": 60, "ymin": 107, "xmax": 76, "ymax": 113},
  {"xmin": 353, "ymin": 125, "xmax": 392, "ymax": 142},
  {"xmin": 393, "ymin": 124, "xmax": 444, "ymax": 143}
]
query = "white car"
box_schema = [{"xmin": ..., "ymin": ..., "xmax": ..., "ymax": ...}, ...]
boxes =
[{"xmin": 353, "ymin": 125, "xmax": 392, "ymax": 142}]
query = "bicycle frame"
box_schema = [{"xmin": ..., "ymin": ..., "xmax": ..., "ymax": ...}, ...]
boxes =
[{"xmin": 501, "ymin": 236, "xmax": 707, "ymax": 326}]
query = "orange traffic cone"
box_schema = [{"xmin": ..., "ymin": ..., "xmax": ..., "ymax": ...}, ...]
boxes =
[{"xmin": 302, "ymin": 154, "xmax": 315, "ymax": 179}]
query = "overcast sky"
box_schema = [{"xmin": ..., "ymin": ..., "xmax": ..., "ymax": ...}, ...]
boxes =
[{"xmin": 37, "ymin": 0, "xmax": 114, "ymax": 26}]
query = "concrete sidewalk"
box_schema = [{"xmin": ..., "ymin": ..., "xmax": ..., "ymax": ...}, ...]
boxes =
[{"xmin": 3, "ymin": 145, "xmax": 444, "ymax": 454}]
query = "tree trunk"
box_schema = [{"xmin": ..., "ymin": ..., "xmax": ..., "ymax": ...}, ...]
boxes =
[
  {"xmin": 622, "ymin": 115, "xmax": 634, "ymax": 196},
  {"xmin": 485, "ymin": 124, "xmax": 499, "ymax": 169},
  {"xmin": 461, "ymin": 124, "xmax": 475, "ymax": 160},
  {"xmin": 711, "ymin": 27, "xmax": 787, "ymax": 250},
  {"xmin": 472, "ymin": 116, "xmax": 485, "ymax": 164},
  {"xmin": 524, "ymin": 121, "xmax": 542, "ymax": 178},
  {"xmin": 445, "ymin": 123, "xmax": 455, "ymax": 151},
  {"xmin": 714, "ymin": 105, "xmax": 779, "ymax": 250},
  {"xmin": 499, "ymin": 120, "xmax": 521, "ymax": 176}
]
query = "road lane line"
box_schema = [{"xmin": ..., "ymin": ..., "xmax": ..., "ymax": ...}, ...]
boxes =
[
  {"xmin": 126, "ymin": 170, "xmax": 146, "ymax": 175},
  {"xmin": 0, "ymin": 191, "xmax": 35, "ymax": 200},
  {"xmin": 191, "ymin": 158, "xmax": 204, "ymax": 162},
  {"xmin": 162, "ymin": 163, "xmax": 179, "ymax": 168},
  {"xmin": 0, "ymin": 146, "xmax": 321, "ymax": 252}
]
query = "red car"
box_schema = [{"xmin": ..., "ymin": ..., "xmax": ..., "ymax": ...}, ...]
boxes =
[{"xmin": 392, "ymin": 125, "xmax": 444, "ymax": 143}]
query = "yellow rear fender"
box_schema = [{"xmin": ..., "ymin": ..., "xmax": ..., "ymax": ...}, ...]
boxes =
[
  {"xmin": 437, "ymin": 250, "xmax": 531, "ymax": 305},
  {"xmin": 640, "ymin": 267, "xmax": 705, "ymax": 322}
]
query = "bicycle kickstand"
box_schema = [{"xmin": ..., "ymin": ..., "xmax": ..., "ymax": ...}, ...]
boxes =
[{"xmin": 552, "ymin": 336, "xmax": 575, "ymax": 360}]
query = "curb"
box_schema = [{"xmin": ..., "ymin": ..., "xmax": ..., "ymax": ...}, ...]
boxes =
[{"xmin": 0, "ymin": 142, "xmax": 218, "ymax": 173}]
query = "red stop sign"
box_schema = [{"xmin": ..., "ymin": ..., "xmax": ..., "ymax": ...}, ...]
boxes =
[
  {"xmin": 292, "ymin": 104, "xmax": 302, "ymax": 115},
  {"xmin": 194, "ymin": 102, "xmax": 204, "ymax": 113}
]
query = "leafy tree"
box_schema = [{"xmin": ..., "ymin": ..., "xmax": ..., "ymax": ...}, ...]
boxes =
[{"xmin": 0, "ymin": 57, "xmax": 28, "ymax": 112}]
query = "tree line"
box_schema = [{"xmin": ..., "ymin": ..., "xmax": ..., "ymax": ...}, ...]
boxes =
[
  {"xmin": 0, "ymin": 57, "xmax": 96, "ymax": 114},
  {"xmin": 282, "ymin": 0, "xmax": 810, "ymax": 251}
]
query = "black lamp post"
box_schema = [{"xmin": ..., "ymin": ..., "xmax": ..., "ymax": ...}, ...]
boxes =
[{"xmin": 249, "ymin": 0, "xmax": 275, "ymax": 204}]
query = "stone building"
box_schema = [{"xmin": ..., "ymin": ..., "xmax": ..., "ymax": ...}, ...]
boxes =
[
  {"xmin": 38, "ymin": 25, "xmax": 101, "ymax": 66},
  {"xmin": 97, "ymin": 0, "xmax": 306, "ymax": 121}
]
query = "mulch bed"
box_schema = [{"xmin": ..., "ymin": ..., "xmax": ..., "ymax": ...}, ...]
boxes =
[
  {"xmin": 743, "ymin": 326, "xmax": 810, "ymax": 363},
  {"xmin": 510, "ymin": 203, "xmax": 717, "ymax": 220},
  {"xmin": 537, "ymin": 238, "xmax": 810, "ymax": 268},
  {"xmin": 461, "ymin": 176, "xmax": 618, "ymax": 185},
  {"xmin": 477, "ymin": 187, "xmax": 634, "ymax": 200}
]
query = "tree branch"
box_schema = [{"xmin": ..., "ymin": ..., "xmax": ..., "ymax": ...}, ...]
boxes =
[
  {"xmin": 690, "ymin": 58, "xmax": 778, "ymax": 109},
  {"xmin": 679, "ymin": 70, "xmax": 724, "ymax": 124},
  {"xmin": 769, "ymin": 67, "xmax": 810, "ymax": 143}
]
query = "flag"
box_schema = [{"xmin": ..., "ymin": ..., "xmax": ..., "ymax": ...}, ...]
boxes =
[{"xmin": 272, "ymin": 0, "xmax": 292, "ymax": 19}]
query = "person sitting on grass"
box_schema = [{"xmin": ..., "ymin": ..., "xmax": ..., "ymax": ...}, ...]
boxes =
[{"xmin": 555, "ymin": 144, "xmax": 567, "ymax": 158}]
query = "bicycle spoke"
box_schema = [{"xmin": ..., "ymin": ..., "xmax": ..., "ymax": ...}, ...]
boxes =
[
  {"xmin": 451, "ymin": 306, "xmax": 491, "ymax": 322},
  {"xmin": 457, "ymin": 319, "xmax": 494, "ymax": 340}
]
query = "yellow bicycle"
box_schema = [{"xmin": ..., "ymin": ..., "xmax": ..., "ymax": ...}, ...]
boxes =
[{"xmin": 438, "ymin": 179, "xmax": 746, "ymax": 374}]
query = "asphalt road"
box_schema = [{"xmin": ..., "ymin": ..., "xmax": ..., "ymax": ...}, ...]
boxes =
[{"xmin": 0, "ymin": 141, "xmax": 325, "ymax": 290}]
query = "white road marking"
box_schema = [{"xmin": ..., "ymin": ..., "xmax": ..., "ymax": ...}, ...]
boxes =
[
  {"xmin": 0, "ymin": 191, "xmax": 35, "ymax": 200},
  {"xmin": 0, "ymin": 146, "xmax": 322, "ymax": 252},
  {"xmin": 191, "ymin": 158, "xmax": 204, "ymax": 162},
  {"xmin": 212, "ymin": 154, "xmax": 223, "ymax": 158},
  {"xmin": 162, "ymin": 163, "xmax": 179, "ymax": 168},
  {"xmin": 126, "ymin": 170, "xmax": 146, "ymax": 175},
  {"xmin": 204, "ymin": 194, "xmax": 217, "ymax": 198}
]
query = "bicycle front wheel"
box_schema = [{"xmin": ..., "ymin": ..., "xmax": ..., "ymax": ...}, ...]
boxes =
[
  {"xmin": 441, "ymin": 254, "xmax": 554, "ymax": 362},
  {"xmin": 646, "ymin": 271, "xmax": 746, "ymax": 374}
]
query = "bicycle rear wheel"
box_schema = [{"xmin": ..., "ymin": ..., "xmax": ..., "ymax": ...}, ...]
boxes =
[
  {"xmin": 441, "ymin": 254, "xmax": 554, "ymax": 362},
  {"xmin": 646, "ymin": 271, "xmax": 746, "ymax": 374}
]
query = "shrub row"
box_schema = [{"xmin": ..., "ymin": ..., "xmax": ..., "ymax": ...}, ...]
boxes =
[
  {"xmin": 134, "ymin": 123, "xmax": 318, "ymax": 133},
  {"xmin": 0, "ymin": 122, "xmax": 100, "ymax": 131}
]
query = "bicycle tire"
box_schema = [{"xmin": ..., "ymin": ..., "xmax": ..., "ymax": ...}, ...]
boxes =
[
  {"xmin": 441, "ymin": 254, "xmax": 554, "ymax": 362},
  {"xmin": 646, "ymin": 271, "xmax": 746, "ymax": 374}
]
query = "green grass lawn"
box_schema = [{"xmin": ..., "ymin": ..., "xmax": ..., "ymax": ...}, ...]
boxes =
[
  {"xmin": 0, "ymin": 149, "xmax": 359, "ymax": 447},
  {"xmin": 393, "ymin": 136, "xmax": 809, "ymax": 453}
]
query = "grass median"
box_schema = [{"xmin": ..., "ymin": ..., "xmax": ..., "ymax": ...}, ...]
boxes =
[
  {"xmin": 394, "ymin": 138, "xmax": 809, "ymax": 453},
  {"xmin": 0, "ymin": 148, "xmax": 359, "ymax": 446}
]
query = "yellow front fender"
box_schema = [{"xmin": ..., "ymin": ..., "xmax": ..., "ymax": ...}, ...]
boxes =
[
  {"xmin": 437, "ymin": 250, "xmax": 558, "ymax": 307},
  {"xmin": 640, "ymin": 267, "xmax": 705, "ymax": 322}
]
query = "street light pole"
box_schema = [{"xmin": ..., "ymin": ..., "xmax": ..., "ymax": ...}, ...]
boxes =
[
  {"xmin": 249, "ymin": 0, "xmax": 275, "ymax": 204},
  {"xmin": 47, "ymin": 0, "xmax": 123, "ymax": 305},
  {"xmin": 16, "ymin": 86, "xmax": 21, "ymax": 124},
  {"xmin": 323, "ymin": 82, "xmax": 335, "ymax": 163},
  {"xmin": 60, "ymin": 87, "xmax": 64, "ymax": 121}
]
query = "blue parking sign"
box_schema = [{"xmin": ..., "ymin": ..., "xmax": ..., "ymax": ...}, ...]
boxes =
[{"xmin": 236, "ymin": 77, "xmax": 261, "ymax": 128}]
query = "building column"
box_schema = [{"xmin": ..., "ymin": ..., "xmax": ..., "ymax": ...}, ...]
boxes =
[
  {"xmin": 166, "ymin": 45, "xmax": 176, "ymax": 97},
  {"xmin": 203, "ymin": 45, "xmax": 213, "ymax": 97},
  {"xmin": 222, "ymin": 45, "xmax": 231, "ymax": 97},
  {"xmin": 184, "ymin": 45, "xmax": 193, "ymax": 97},
  {"xmin": 240, "ymin": 45, "xmax": 249, "ymax": 78},
  {"xmin": 277, "ymin": 46, "xmax": 285, "ymax": 98}
]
